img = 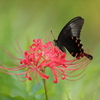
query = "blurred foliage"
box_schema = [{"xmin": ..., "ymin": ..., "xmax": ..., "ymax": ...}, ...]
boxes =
[{"xmin": 0, "ymin": 0, "xmax": 100, "ymax": 100}]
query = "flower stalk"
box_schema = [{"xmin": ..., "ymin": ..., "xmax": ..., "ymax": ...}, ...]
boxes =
[{"xmin": 42, "ymin": 68, "xmax": 49, "ymax": 100}]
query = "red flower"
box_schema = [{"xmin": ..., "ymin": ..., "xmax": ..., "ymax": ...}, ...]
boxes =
[{"xmin": 0, "ymin": 39, "xmax": 91, "ymax": 83}]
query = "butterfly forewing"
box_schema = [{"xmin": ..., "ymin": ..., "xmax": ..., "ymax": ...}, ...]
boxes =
[{"xmin": 58, "ymin": 17, "xmax": 84, "ymax": 40}]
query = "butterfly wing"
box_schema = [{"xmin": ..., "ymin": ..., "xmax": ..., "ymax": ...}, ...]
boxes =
[
  {"xmin": 58, "ymin": 16, "xmax": 84, "ymax": 39},
  {"xmin": 56, "ymin": 17, "xmax": 84, "ymax": 57}
]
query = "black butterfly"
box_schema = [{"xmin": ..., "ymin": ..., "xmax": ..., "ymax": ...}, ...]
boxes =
[{"xmin": 54, "ymin": 16, "xmax": 93, "ymax": 60}]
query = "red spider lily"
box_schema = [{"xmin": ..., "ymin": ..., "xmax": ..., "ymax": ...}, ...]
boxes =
[{"xmin": 0, "ymin": 39, "xmax": 91, "ymax": 83}]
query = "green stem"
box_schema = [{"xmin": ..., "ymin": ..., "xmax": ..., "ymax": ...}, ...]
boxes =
[{"xmin": 42, "ymin": 68, "xmax": 49, "ymax": 100}]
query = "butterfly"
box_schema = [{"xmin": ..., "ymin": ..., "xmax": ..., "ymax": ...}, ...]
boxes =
[{"xmin": 54, "ymin": 16, "xmax": 93, "ymax": 60}]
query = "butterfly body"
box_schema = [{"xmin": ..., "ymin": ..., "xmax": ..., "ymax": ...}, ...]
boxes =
[{"xmin": 54, "ymin": 17, "xmax": 93, "ymax": 60}]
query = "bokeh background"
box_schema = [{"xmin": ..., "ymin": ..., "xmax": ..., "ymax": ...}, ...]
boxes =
[{"xmin": 0, "ymin": 0, "xmax": 100, "ymax": 100}]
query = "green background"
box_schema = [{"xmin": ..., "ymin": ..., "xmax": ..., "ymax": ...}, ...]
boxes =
[{"xmin": 0, "ymin": 0, "xmax": 100, "ymax": 100}]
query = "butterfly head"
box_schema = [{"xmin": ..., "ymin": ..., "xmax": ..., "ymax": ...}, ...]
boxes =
[{"xmin": 54, "ymin": 39, "xmax": 58, "ymax": 46}]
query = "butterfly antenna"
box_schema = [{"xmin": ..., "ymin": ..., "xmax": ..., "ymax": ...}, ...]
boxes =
[{"xmin": 51, "ymin": 30, "xmax": 56, "ymax": 40}]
